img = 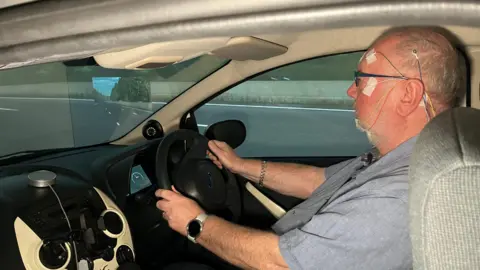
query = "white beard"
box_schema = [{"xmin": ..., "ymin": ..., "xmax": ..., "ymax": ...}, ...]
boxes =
[
  {"xmin": 355, "ymin": 118, "xmax": 366, "ymax": 132},
  {"xmin": 355, "ymin": 118, "xmax": 376, "ymax": 145}
]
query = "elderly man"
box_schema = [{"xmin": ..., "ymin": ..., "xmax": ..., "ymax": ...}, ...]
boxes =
[{"xmin": 156, "ymin": 27, "xmax": 464, "ymax": 269}]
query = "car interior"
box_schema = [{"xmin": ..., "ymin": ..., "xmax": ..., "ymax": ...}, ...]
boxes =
[{"xmin": 0, "ymin": 1, "xmax": 478, "ymax": 269}]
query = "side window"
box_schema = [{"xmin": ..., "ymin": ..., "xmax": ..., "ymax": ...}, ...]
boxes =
[{"xmin": 195, "ymin": 52, "xmax": 371, "ymax": 157}]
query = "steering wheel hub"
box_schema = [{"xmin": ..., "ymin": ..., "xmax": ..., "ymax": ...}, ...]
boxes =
[{"xmin": 174, "ymin": 159, "xmax": 227, "ymax": 210}]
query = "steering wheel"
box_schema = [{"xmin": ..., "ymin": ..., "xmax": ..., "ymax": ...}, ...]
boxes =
[{"xmin": 155, "ymin": 129, "xmax": 242, "ymax": 222}]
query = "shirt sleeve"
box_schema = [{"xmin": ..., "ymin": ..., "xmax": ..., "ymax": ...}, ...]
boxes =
[{"xmin": 278, "ymin": 194, "xmax": 412, "ymax": 270}]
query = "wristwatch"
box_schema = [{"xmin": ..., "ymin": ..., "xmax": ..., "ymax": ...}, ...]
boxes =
[{"xmin": 186, "ymin": 213, "xmax": 208, "ymax": 243}]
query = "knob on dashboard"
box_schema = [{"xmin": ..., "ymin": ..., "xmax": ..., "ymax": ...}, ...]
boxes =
[
  {"xmin": 38, "ymin": 241, "xmax": 70, "ymax": 269},
  {"xmin": 78, "ymin": 258, "xmax": 94, "ymax": 270},
  {"xmin": 116, "ymin": 245, "xmax": 135, "ymax": 265},
  {"xmin": 98, "ymin": 210, "xmax": 124, "ymax": 238},
  {"xmin": 142, "ymin": 119, "xmax": 164, "ymax": 140}
]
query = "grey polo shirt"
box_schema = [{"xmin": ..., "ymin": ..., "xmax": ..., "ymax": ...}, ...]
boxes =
[{"xmin": 272, "ymin": 137, "xmax": 415, "ymax": 270}]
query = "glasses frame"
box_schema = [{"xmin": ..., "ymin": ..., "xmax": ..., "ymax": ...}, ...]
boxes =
[{"xmin": 354, "ymin": 71, "xmax": 408, "ymax": 87}]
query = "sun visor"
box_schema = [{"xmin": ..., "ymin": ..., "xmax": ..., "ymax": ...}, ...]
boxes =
[
  {"xmin": 93, "ymin": 36, "xmax": 288, "ymax": 70},
  {"xmin": 211, "ymin": 36, "xmax": 287, "ymax": 61},
  {"xmin": 93, "ymin": 37, "xmax": 230, "ymax": 70}
]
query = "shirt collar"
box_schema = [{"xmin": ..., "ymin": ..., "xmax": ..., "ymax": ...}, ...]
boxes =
[{"xmin": 359, "ymin": 136, "xmax": 418, "ymax": 175}]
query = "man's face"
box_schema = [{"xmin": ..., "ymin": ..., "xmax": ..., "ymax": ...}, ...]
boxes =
[{"xmin": 346, "ymin": 47, "xmax": 402, "ymax": 144}]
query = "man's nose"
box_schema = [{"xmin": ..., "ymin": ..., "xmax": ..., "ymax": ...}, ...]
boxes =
[{"xmin": 347, "ymin": 83, "xmax": 357, "ymax": 99}]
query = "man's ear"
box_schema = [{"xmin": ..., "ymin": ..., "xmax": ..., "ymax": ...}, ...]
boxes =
[{"xmin": 396, "ymin": 79, "xmax": 424, "ymax": 117}]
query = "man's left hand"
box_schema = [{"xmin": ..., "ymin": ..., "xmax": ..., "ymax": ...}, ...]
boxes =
[{"xmin": 155, "ymin": 186, "xmax": 205, "ymax": 236}]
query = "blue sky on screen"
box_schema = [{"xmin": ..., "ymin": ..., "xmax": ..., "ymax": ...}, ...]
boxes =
[{"xmin": 92, "ymin": 77, "xmax": 120, "ymax": 96}]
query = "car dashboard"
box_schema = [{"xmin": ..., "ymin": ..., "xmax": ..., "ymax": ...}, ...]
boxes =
[{"xmin": 0, "ymin": 139, "xmax": 163, "ymax": 270}]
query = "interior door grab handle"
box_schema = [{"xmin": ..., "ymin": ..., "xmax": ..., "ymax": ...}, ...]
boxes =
[{"xmin": 245, "ymin": 182, "xmax": 286, "ymax": 219}]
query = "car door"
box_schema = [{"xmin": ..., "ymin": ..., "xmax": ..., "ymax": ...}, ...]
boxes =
[{"xmin": 184, "ymin": 51, "xmax": 372, "ymax": 229}]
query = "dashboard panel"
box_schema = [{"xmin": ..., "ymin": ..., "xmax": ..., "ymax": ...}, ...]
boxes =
[
  {"xmin": 14, "ymin": 186, "xmax": 134, "ymax": 270},
  {"xmin": 0, "ymin": 139, "xmax": 164, "ymax": 269}
]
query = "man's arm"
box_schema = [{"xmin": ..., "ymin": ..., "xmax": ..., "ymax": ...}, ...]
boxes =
[
  {"xmin": 197, "ymin": 215, "xmax": 289, "ymax": 270},
  {"xmin": 237, "ymin": 159, "xmax": 325, "ymax": 199},
  {"xmin": 208, "ymin": 140, "xmax": 325, "ymax": 199},
  {"xmin": 155, "ymin": 189, "xmax": 289, "ymax": 270}
]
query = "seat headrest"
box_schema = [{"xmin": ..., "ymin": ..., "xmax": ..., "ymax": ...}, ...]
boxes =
[
  {"xmin": 410, "ymin": 107, "xmax": 480, "ymax": 179},
  {"xmin": 409, "ymin": 107, "xmax": 480, "ymax": 269}
]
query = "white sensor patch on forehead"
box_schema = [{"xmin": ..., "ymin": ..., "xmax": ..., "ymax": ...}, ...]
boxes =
[
  {"xmin": 359, "ymin": 51, "xmax": 367, "ymax": 64},
  {"xmin": 362, "ymin": 77, "xmax": 377, "ymax": 96},
  {"xmin": 365, "ymin": 49, "xmax": 377, "ymax": 65}
]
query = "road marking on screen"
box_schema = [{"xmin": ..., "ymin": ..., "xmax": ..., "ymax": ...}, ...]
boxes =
[
  {"xmin": 152, "ymin": 102, "xmax": 354, "ymax": 112},
  {"xmin": 116, "ymin": 122, "xmax": 120, "ymax": 126},
  {"xmin": 198, "ymin": 124, "xmax": 208, "ymax": 127},
  {"xmin": 0, "ymin": 97, "xmax": 94, "ymax": 101},
  {"xmin": 204, "ymin": 103, "xmax": 354, "ymax": 112},
  {"xmin": 0, "ymin": 107, "xmax": 18, "ymax": 111},
  {"xmin": 0, "ymin": 97, "xmax": 353, "ymax": 113}
]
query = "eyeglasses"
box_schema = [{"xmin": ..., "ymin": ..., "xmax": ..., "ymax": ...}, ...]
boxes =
[{"xmin": 354, "ymin": 71, "xmax": 407, "ymax": 87}]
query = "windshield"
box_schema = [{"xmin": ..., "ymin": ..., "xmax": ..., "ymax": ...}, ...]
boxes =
[{"xmin": 0, "ymin": 55, "xmax": 228, "ymax": 157}]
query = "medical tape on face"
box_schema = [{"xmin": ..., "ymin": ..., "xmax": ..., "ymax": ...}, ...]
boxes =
[
  {"xmin": 362, "ymin": 77, "xmax": 377, "ymax": 96},
  {"xmin": 359, "ymin": 51, "xmax": 368, "ymax": 63},
  {"xmin": 366, "ymin": 49, "xmax": 377, "ymax": 65}
]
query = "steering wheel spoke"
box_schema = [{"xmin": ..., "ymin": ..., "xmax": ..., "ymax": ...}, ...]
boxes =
[
  {"xmin": 222, "ymin": 170, "xmax": 242, "ymax": 222},
  {"xmin": 182, "ymin": 137, "xmax": 209, "ymax": 161}
]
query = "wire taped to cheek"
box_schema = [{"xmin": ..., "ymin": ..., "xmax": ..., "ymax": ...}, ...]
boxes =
[{"xmin": 362, "ymin": 84, "xmax": 397, "ymax": 131}]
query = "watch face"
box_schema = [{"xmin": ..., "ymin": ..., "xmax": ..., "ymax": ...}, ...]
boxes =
[{"xmin": 188, "ymin": 220, "xmax": 201, "ymax": 237}]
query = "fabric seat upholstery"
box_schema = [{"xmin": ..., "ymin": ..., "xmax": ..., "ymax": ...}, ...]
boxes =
[{"xmin": 409, "ymin": 107, "xmax": 480, "ymax": 269}]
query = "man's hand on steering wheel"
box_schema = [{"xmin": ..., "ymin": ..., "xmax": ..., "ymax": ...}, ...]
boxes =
[
  {"xmin": 207, "ymin": 140, "xmax": 244, "ymax": 173},
  {"xmin": 155, "ymin": 186, "xmax": 206, "ymax": 236}
]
